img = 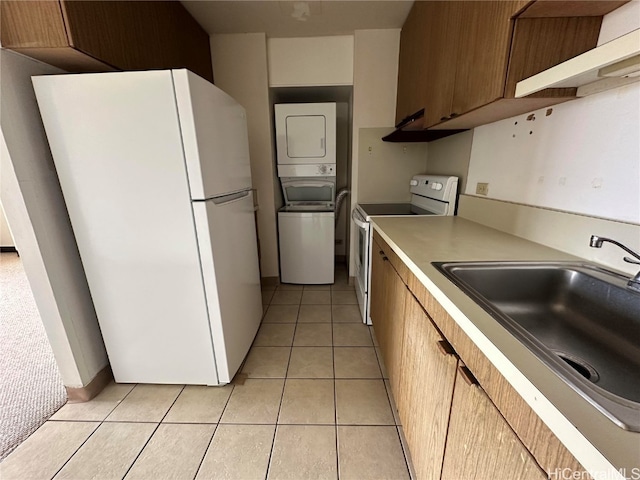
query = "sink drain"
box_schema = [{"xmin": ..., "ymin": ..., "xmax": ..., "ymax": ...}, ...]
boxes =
[{"xmin": 554, "ymin": 351, "xmax": 600, "ymax": 383}]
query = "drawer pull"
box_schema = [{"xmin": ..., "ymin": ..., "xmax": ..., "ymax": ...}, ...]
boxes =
[
  {"xmin": 437, "ymin": 339, "xmax": 455, "ymax": 356},
  {"xmin": 458, "ymin": 365, "xmax": 479, "ymax": 386}
]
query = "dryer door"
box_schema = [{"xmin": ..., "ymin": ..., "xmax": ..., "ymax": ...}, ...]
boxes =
[{"xmin": 275, "ymin": 103, "xmax": 336, "ymax": 165}]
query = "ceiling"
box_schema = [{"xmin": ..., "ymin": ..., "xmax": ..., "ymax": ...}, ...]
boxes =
[{"xmin": 180, "ymin": 1, "xmax": 413, "ymax": 38}]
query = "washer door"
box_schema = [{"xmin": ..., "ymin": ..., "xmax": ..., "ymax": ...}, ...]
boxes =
[{"xmin": 281, "ymin": 178, "xmax": 336, "ymax": 205}]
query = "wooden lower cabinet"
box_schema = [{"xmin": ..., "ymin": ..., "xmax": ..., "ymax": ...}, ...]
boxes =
[
  {"xmin": 441, "ymin": 366, "xmax": 547, "ymax": 480},
  {"xmin": 397, "ymin": 292, "xmax": 458, "ymax": 480},
  {"xmin": 369, "ymin": 238, "xmax": 386, "ymax": 331},
  {"xmin": 369, "ymin": 231, "xmax": 586, "ymax": 480},
  {"xmin": 382, "ymin": 259, "xmax": 408, "ymax": 397},
  {"xmin": 370, "ymin": 237, "xmax": 407, "ymax": 399}
]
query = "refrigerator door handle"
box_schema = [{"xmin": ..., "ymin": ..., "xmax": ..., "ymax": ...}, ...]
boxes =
[{"xmin": 203, "ymin": 190, "xmax": 250, "ymax": 206}]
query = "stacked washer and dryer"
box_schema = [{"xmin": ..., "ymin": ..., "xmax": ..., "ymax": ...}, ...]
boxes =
[{"xmin": 275, "ymin": 103, "xmax": 336, "ymax": 284}]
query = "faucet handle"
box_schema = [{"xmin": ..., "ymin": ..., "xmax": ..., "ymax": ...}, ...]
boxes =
[{"xmin": 623, "ymin": 256, "xmax": 640, "ymax": 265}]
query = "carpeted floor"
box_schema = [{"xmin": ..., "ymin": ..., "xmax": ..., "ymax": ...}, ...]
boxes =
[{"xmin": 0, "ymin": 252, "xmax": 66, "ymax": 461}]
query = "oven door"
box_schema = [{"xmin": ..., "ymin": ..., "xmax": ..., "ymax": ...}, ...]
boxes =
[{"xmin": 352, "ymin": 207, "xmax": 370, "ymax": 324}]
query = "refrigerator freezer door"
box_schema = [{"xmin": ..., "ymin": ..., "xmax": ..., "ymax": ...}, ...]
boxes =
[
  {"xmin": 172, "ymin": 70, "xmax": 252, "ymax": 200},
  {"xmin": 192, "ymin": 190, "xmax": 263, "ymax": 383},
  {"xmin": 32, "ymin": 70, "xmax": 219, "ymax": 384}
]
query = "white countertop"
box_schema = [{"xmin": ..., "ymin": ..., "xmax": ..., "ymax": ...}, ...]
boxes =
[{"xmin": 371, "ymin": 215, "xmax": 639, "ymax": 479}]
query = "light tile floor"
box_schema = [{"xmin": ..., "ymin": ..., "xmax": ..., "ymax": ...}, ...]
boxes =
[{"xmin": 1, "ymin": 271, "xmax": 414, "ymax": 480}]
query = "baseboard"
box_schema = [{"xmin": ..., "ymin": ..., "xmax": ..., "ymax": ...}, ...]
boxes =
[
  {"xmin": 65, "ymin": 365, "xmax": 113, "ymax": 403},
  {"xmin": 260, "ymin": 276, "xmax": 280, "ymax": 287},
  {"xmin": 0, "ymin": 246, "xmax": 18, "ymax": 253}
]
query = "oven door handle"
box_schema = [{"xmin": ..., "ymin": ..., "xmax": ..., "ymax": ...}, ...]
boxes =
[{"xmin": 351, "ymin": 209, "xmax": 369, "ymax": 230}]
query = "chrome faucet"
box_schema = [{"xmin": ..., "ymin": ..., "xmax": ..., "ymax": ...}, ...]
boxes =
[{"xmin": 589, "ymin": 235, "xmax": 640, "ymax": 292}]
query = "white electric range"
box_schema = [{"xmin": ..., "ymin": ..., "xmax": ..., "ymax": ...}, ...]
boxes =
[{"xmin": 352, "ymin": 174, "xmax": 459, "ymax": 324}]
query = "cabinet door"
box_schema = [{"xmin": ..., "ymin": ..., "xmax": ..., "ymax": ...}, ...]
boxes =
[
  {"xmin": 383, "ymin": 260, "xmax": 407, "ymax": 398},
  {"xmin": 397, "ymin": 293, "xmax": 458, "ymax": 480},
  {"xmin": 369, "ymin": 239, "xmax": 386, "ymax": 336},
  {"xmin": 422, "ymin": 1, "xmax": 464, "ymax": 128},
  {"xmin": 441, "ymin": 366, "xmax": 547, "ymax": 480},
  {"xmin": 61, "ymin": 1, "xmax": 213, "ymax": 81},
  {"xmin": 451, "ymin": 1, "xmax": 516, "ymax": 116},
  {"xmin": 395, "ymin": 1, "xmax": 430, "ymax": 124},
  {"xmin": 370, "ymin": 239, "xmax": 407, "ymax": 398},
  {"xmin": 0, "ymin": 1, "xmax": 68, "ymax": 47}
]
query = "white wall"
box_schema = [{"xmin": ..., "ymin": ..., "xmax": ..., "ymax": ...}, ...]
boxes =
[
  {"xmin": 349, "ymin": 29, "xmax": 402, "ymax": 274},
  {"xmin": 357, "ymin": 128, "xmax": 427, "ymax": 203},
  {"xmin": 426, "ymin": 130, "xmax": 474, "ymax": 195},
  {"xmin": 267, "ymin": 36, "xmax": 354, "ymax": 87},
  {"xmin": 210, "ymin": 33, "xmax": 280, "ymax": 278},
  {"xmin": 464, "ymin": 3, "xmax": 640, "ymax": 225},
  {"xmin": 0, "ymin": 50, "xmax": 108, "ymax": 388},
  {"xmin": 465, "ymin": 83, "xmax": 640, "ymax": 223},
  {"xmin": 0, "ymin": 202, "xmax": 14, "ymax": 247}
]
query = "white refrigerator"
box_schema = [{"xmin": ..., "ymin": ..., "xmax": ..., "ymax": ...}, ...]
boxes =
[{"xmin": 33, "ymin": 69, "xmax": 263, "ymax": 385}]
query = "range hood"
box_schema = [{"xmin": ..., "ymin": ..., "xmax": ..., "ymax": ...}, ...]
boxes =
[
  {"xmin": 382, "ymin": 109, "xmax": 466, "ymax": 143},
  {"xmin": 515, "ymin": 29, "xmax": 640, "ymax": 98}
]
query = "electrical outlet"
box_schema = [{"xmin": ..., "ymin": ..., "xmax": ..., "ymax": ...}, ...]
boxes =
[{"xmin": 476, "ymin": 182, "xmax": 489, "ymax": 196}]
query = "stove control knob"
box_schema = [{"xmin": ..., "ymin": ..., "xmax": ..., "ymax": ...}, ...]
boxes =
[
  {"xmin": 410, "ymin": 179, "xmax": 419, "ymax": 186},
  {"xmin": 432, "ymin": 182, "xmax": 443, "ymax": 191}
]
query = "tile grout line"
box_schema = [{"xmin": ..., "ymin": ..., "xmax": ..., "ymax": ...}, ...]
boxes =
[
  {"xmin": 331, "ymin": 288, "xmax": 341, "ymax": 480},
  {"xmin": 48, "ymin": 382, "xmax": 142, "ymax": 479},
  {"xmin": 191, "ymin": 424, "xmax": 219, "ymax": 480},
  {"xmin": 263, "ymin": 293, "xmax": 299, "ymax": 480},
  {"xmin": 192, "ymin": 382, "xmax": 238, "ymax": 480},
  {"xmin": 120, "ymin": 384, "xmax": 187, "ymax": 479}
]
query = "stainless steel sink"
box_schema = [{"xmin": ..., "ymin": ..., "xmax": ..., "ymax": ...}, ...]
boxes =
[{"xmin": 433, "ymin": 261, "xmax": 640, "ymax": 431}]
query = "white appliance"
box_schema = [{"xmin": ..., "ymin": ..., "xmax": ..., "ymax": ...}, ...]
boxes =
[
  {"xmin": 275, "ymin": 103, "xmax": 337, "ymax": 285},
  {"xmin": 277, "ymin": 164, "xmax": 336, "ymax": 284},
  {"xmin": 275, "ymin": 103, "xmax": 336, "ymax": 173},
  {"xmin": 279, "ymin": 207, "xmax": 335, "ymax": 284},
  {"xmin": 33, "ymin": 69, "xmax": 263, "ymax": 385},
  {"xmin": 352, "ymin": 175, "xmax": 459, "ymax": 324}
]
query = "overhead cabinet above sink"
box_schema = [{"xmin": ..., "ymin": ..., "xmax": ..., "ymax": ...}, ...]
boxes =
[{"xmin": 395, "ymin": 0, "xmax": 629, "ymax": 131}]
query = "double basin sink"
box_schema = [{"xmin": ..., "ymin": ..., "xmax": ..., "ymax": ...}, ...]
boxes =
[{"xmin": 433, "ymin": 261, "xmax": 640, "ymax": 432}]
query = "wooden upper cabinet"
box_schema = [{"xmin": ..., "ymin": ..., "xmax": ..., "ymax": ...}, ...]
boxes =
[
  {"xmin": 451, "ymin": 2, "xmax": 515, "ymax": 118},
  {"xmin": 395, "ymin": 1, "xmax": 431, "ymax": 125},
  {"xmin": 422, "ymin": 2, "xmax": 463, "ymax": 128},
  {"xmin": 0, "ymin": 1, "xmax": 213, "ymax": 82},
  {"xmin": 396, "ymin": 0, "xmax": 618, "ymax": 131},
  {"xmin": 1, "ymin": 1, "xmax": 68, "ymax": 47}
]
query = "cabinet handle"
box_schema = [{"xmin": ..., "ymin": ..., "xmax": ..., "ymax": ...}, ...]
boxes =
[
  {"xmin": 458, "ymin": 365, "xmax": 479, "ymax": 386},
  {"xmin": 449, "ymin": 112, "xmax": 458, "ymax": 118},
  {"xmin": 436, "ymin": 339, "xmax": 455, "ymax": 356}
]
